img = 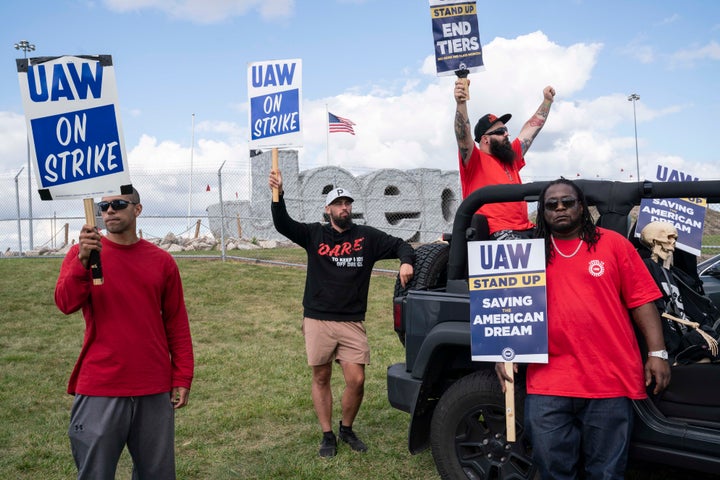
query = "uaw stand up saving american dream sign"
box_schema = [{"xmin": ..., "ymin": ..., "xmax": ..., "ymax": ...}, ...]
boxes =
[
  {"xmin": 468, "ymin": 238, "xmax": 548, "ymax": 441},
  {"xmin": 17, "ymin": 54, "xmax": 133, "ymax": 285}
]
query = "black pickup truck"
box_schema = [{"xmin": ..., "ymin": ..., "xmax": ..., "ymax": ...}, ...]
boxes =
[{"xmin": 387, "ymin": 179, "xmax": 720, "ymax": 480}]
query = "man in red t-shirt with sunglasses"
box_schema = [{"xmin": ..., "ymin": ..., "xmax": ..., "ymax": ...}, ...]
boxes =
[{"xmin": 454, "ymin": 80, "xmax": 556, "ymax": 240}]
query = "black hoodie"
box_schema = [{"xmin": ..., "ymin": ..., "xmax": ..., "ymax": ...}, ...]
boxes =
[{"xmin": 272, "ymin": 195, "xmax": 415, "ymax": 321}]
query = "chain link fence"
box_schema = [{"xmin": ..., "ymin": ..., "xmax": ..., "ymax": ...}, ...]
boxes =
[
  {"xmin": 0, "ymin": 166, "xmax": 247, "ymax": 252},
  {"xmin": 0, "ymin": 150, "xmax": 462, "ymax": 268},
  {"xmin": 1, "ymin": 150, "xmax": 719, "ymax": 264}
]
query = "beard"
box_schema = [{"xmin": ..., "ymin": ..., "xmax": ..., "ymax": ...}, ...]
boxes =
[
  {"xmin": 331, "ymin": 212, "xmax": 353, "ymax": 230},
  {"xmin": 548, "ymin": 213, "xmax": 583, "ymax": 235},
  {"xmin": 550, "ymin": 219, "xmax": 581, "ymax": 235},
  {"xmin": 489, "ymin": 137, "xmax": 516, "ymax": 165}
]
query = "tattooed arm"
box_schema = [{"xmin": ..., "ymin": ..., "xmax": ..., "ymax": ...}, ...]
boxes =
[
  {"xmin": 517, "ymin": 86, "xmax": 555, "ymax": 156},
  {"xmin": 454, "ymin": 78, "xmax": 475, "ymax": 166}
]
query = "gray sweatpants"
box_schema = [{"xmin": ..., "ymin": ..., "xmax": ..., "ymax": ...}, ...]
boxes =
[{"xmin": 68, "ymin": 393, "xmax": 176, "ymax": 480}]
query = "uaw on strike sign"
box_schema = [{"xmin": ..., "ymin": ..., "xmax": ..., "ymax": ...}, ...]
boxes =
[
  {"xmin": 468, "ymin": 239, "xmax": 548, "ymax": 363},
  {"xmin": 17, "ymin": 55, "xmax": 132, "ymax": 200},
  {"xmin": 248, "ymin": 58, "xmax": 302, "ymax": 149}
]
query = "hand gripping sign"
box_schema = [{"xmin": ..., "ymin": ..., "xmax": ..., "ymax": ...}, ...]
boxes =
[
  {"xmin": 429, "ymin": 0, "xmax": 484, "ymax": 99},
  {"xmin": 17, "ymin": 54, "xmax": 134, "ymax": 284}
]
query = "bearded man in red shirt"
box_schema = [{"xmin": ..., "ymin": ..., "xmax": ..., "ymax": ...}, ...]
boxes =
[{"xmin": 454, "ymin": 80, "xmax": 556, "ymax": 240}]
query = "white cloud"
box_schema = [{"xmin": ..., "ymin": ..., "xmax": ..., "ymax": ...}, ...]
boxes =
[
  {"xmin": 282, "ymin": 31, "xmax": 716, "ymax": 184},
  {"xmin": 619, "ymin": 37, "xmax": 655, "ymax": 64},
  {"xmin": 655, "ymin": 14, "xmax": 680, "ymax": 27},
  {"xmin": 0, "ymin": 112, "xmax": 27, "ymax": 169},
  {"xmin": 3, "ymin": 29, "xmax": 715, "ymax": 219},
  {"xmin": 127, "ymin": 133, "xmax": 248, "ymax": 172},
  {"xmin": 102, "ymin": 0, "xmax": 294, "ymax": 23},
  {"xmin": 670, "ymin": 40, "xmax": 720, "ymax": 66},
  {"xmin": 295, "ymin": 31, "xmax": 605, "ymax": 179}
]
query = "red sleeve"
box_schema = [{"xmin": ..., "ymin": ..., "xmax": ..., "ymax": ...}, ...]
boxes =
[
  {"xmin": 617, "ymin": 235, "xmax": 662, "ymax": 309},
  {"xmin": 54, "ymin": 244, "xmax": 93, "ymax": 315},
  {"xmin": 162, "ymin": 259, "xmax": 194, "ymax": 389}
]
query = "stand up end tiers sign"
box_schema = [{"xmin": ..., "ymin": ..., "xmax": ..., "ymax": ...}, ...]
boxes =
[
  {"xmin": 429, "ymin": 0, "xmax": 484, "ymax": 76},
  {"xmin": 17, "ymin": 55, "xmax": 132, "ymax": 200}
]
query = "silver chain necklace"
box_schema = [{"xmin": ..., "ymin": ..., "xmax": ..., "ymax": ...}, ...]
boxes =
[{"xmin": 551, "ymin": 235, "xmax": 583, "ymax": 258}]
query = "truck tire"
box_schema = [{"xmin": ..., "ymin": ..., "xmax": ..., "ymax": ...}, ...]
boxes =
[
  {"xmin": 394, "ymin": 242, "xmax": 449, "ymax": 298},
  {"xmin": 430, "ymin": 370, "xmax": 535, "ymax": 480}
]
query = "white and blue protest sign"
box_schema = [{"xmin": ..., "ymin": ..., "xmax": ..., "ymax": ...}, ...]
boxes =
[
  {"xmin": 247, "ymin": 58, "xmax": 302, "ymax": 149},
  {"xmin": 635, "ymin": 164, "xmax": 705, "ymax": 256},
  {"xmin": 16, "ymin": 55, "xmax": 132, "ymax": 200},
  {"xmin": 468, "ymin": 239, "xmax": 548, "ymax": 363},
  {"xmin": 429, "ymin": 0, "xmax": 484, "ymax": 76}
]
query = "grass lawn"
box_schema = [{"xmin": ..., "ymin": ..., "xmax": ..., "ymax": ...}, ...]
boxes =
[
  {"xmin": 1, "ymin": 256, "xmax": 715, "ymax": 479},
  {"xmin": 0, "ymin": 257, "xmax": 438, "ymax": 480}
]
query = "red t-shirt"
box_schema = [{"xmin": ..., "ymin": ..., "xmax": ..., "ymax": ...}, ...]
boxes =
[
  {"xmin": 458, "ymin": 139, "xmax": 534, "ymax": 234},
  {"xmin": 526, "ymin": 228, "xmax": 662, "ymax": 399},
  {"xmin": 55, "ymin": 238, "xmax": 194, "ymax": 396}
]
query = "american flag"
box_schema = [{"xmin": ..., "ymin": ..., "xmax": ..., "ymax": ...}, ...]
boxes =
[{"xmin": 328, "ymin": 112, "xmax": 356, "ymax": 135}]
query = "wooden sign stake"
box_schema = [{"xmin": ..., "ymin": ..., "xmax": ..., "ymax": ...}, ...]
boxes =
[
  {"xmin": 82, "ymin": 198, "xmax": 103, "ymax": 285},
  {"xmin": 504, "ymin": 362, "xmax": 516, "ymax": 442},
  {"xmin": 271, "ymin": 148, "xmax": 279, "ymax": 202}
]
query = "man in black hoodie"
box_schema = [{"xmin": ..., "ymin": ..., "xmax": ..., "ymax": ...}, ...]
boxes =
[{"xmin": 269, "ymin": 169, "xmax": 415, "ymax": 458}]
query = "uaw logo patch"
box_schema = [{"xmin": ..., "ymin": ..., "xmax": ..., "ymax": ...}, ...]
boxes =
[{"xmin": 588, "ymin": 259, "xmax": 605, "ymax": 277}]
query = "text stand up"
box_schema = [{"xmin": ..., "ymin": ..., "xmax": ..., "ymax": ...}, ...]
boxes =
[
  {"xmin": 504, "ymin": 361, "xmax": 516, "ymax": 442},
  {"xmin": 83, "ymin": 198, "xmax": 104, "ymax": 285}
]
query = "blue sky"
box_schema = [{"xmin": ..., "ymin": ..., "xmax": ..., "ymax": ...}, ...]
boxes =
[{"xmin": 1, "ymin": 0, "xmax": 719, "ymax": 191}]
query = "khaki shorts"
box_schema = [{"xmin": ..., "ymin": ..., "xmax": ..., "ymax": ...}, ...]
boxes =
[{"xmin": 302, "ymin": 317, "xmax": 370, "ymax": 366}]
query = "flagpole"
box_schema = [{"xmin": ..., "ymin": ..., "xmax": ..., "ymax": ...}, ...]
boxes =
[
  {"xmin": 187, "ymin": 113, "xmax": 195, "ymax": 236},
  {"xmin": 325, "ymin": 104, "xmax": 330, "ymax": 166}
]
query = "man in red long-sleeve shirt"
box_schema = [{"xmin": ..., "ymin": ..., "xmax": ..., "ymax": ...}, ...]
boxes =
[{"xmin": 55, "ymin": 187, "xmax": 194, "ymax": 480}]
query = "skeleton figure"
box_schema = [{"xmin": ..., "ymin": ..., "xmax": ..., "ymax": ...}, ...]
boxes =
[{"xmin": 640, "ymin": 221, "xmax": 678, "ymax": 269}]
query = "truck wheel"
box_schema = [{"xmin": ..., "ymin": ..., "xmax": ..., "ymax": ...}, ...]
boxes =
[
  {"xmin": 430, "ymin": 370, "xmax": 535, "ymax": 480},
  {"xmin": 394, "ymin": 242, "xmax": 449, "ymax": 298}
]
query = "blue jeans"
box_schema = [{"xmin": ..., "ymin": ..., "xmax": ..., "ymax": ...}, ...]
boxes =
[{"xmin": 525, "ymin": 395, "xmax": 634, "ymax": 480}]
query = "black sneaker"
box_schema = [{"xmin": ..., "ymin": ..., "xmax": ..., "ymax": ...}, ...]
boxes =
[
  {"xmin": 338, "ymin": 423, "xmax": 368, "ymax": 453},
  {"xmin": 319, "ymin": 433, "xmax": 337, "ymax": 458}
]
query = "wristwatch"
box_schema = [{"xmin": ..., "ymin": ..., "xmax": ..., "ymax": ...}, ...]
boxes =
[{"xmin": 648, "ymin": 350, "xmax": 668, "ymax": 360}]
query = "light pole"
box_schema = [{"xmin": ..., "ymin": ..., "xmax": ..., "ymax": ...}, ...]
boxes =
[
  {"xmin": 628, "ymin": 93, "xmax": 640, "ymax": 181},
  {"xmin": 15, "ymin": 39, "xmax": 35, "ymax": 250}
]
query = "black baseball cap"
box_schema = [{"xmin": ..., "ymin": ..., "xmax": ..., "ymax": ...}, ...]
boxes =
[{"xmin": 474, "ymin": 113, "xmax": 512, "ymax": 142}]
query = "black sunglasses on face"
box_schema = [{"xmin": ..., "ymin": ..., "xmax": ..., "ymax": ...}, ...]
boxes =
[
  {"xmin": 98, "ymin": 200, "xmax": 137, "ymax": 212},
  {"xmin": 484, "ymin": 126, "xmax": 508, "ymax": 136},
  {"xmin": 544, "ymin": 197, "xmax": 578, "ymax": 211}
]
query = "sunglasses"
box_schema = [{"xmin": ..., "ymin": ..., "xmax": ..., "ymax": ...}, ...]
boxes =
[
  {"xmin": 484, "ymin": 126, "xmax": 508, "ymax": 136},
  {"xmin": 544, "ymin": 196, "xmax": 578, "ymax": 211},
  {"xmin": 97, "ymin": 200, "xmax": 137, "ymax": 212}
]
